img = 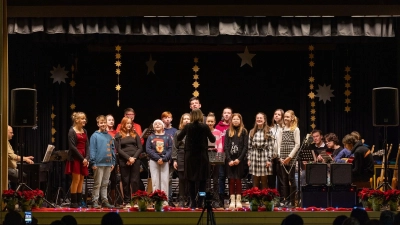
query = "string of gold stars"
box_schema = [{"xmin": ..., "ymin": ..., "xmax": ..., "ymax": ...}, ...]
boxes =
[
  {"xmin": 51, "ymin": 105, "xmax": 56, "ymax": 143},
  {"xmin": 69, "ymin": 58, "xmax": 77, "ymax": 110},
  {"xmin": 115, "ymin": 45, "xmax": 122, "ymax": 106},
  {"xmin": 308, "ymin": 45, "xmax": 316, "ymax": 129},
  {"xmin": 192, "ymin": 57, "xmax": 200, "ymax": 97},
  {"xmin": 344, "ymin": 66, "xmax": 352, "ymax": 112}
]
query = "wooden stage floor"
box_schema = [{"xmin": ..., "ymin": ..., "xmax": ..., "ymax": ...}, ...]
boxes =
[{"xmin": 0, "ymin": 207, "xmax": 384, "ymax": 225}]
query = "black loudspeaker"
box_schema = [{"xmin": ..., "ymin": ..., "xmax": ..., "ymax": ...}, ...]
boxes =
[
  {"xmin": 372, "ymin": 87, "xmax": 399, "ymax": 126},
  {"xmin": 306, "ymin": 164, "xmax": 327, "ymax": 185},
  {"xmin": 11, "ymin": 88, "xmax": 37, "ymax": 127},
  {"xmin": 331, "ymin": 164, "xmax": 352, "ymax": 185},
  {"xmin": 330, "ymin": 185, "xmax": 357, "ymax": 208},
  {"xmin": 301, "ymin": 185, "xmax": 329, "ymax": 208}
]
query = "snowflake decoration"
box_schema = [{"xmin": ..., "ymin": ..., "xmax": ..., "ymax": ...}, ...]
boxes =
[
  {"xmin": 315, "ymin": 84, "xmax": 335, "ymax": 104},
  {"xmin": 32, "ymin": 125, "xmax": 38, "ymax": 130},
  {"xmin": 50, "ymin": 64, "xmax": 69, "ymax": 84}
]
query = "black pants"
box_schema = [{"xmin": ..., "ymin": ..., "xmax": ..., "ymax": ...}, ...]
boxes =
[
  {"xmin": 276, "ymin": 162, "xmax": 296, "ymax": 201},
  {"xmin": 120, "ymin": 160, "xmax": 141, "ymax": 204},
  {"xmin": 189, "ymin": 180, "xmax": 206, "ymax": 207}
]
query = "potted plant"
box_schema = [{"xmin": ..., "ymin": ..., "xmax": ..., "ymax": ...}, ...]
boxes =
[
  {"xmin": 358, "ymin": 188, "xmax": 372, "ymax": 209},
  {"xmin": 368, "ymin": 189, "xmax": 385, "ymax": 211},
  {"xmin": 2, "ymin": 189, "xmax": 18, "ymax": 211},
  {"xmin": 242, "ymin": 187, "xmax": 262, "ymax": 211},
  {"xmin": 384, "ymin": 189, "xmax": 400, "ymax": 211},
  {"xmin": 131, "ymin": 190, "xmax": 150, "ymax": 211},
  {"xmin": 149, "ymin": 189, "xmax": 168, "ymax": 212},
  {"xmin": 260, "ymin": 188, "xmax": 280, "ymax": 211}
]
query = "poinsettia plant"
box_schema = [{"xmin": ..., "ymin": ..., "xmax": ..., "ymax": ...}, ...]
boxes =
[
  {"xmin": 2, "ymin": 189, "xmax": 17, "ymax": 204},
  {"xmin": 368, "ymin": 189, "xmax": 385, "ymax": 203},
  {"xmin": 149, "ymin": 189, "xmax": 168, "ymax": 203},
  {"xmin": 242, "ymin": 187, "xmax": 263, "ymax": 202},
  {"xmin": 384, "ymin": 189, "xmax": 400, "ymax": 203},
  {"xmin": 358, "ymin": 188, "xmax": 371, "ymax": 202},
  {"xmin": 132, "ymin": 190, "xmax": 151, "ymax": 203},
  {"xmin": 261, "ymin": 188, "xmax": 280, "ymax": 202}
]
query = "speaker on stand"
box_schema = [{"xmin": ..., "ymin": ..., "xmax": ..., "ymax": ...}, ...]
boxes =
[{"xmin": 372, "ymin": 87, "xmax": 399, "ymax": 191}]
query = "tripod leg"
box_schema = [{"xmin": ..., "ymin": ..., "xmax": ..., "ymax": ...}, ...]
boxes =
[{"xmin": 196, "ymin": 205, "xmax": 207, "ymax": 225}]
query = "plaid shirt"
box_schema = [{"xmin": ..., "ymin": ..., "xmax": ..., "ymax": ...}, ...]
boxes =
[{"xmin": 247, "ymin": 129, "xmax": 274, "ymax": 176}]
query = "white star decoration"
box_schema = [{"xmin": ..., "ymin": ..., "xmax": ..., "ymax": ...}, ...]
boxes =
[
  {"xmin": 315, "ymin": 83, "xmax": 335, "ymax": 104},
  {"xmin": 146, "ymin": 54, "xmax": 157, "ymax": 75},
  {"xmin": 32, "ymin": 125, "xmax": 38, "ymax": 130},
  {"xmin": 237, "ymin": 46, "xmax": 256, "ymax": 67},
  {"xmin": 50, "ymin": 64, "xmax": 69, "ymax": 84}
]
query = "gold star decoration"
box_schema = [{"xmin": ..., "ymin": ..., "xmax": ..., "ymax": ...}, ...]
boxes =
[
  {"xmin": 116, "ymin": 68, "xmax": 121, "ymax": 75},
  {"xmin": 192, "ymin": 65, "xmax": 200, "ymax": 73},
  {"xmin": 70, "ymin": 80, "xmax": 76, "ymax": 87},
  {"xmin": 344, "ymin": 74, "xmax": 351, "ymax": 81},
  {"xmin": 192, "ymin": 81, "xmax": 200, "ymax": 88},
  {"xmin": 345, "ymin": 106, "xmax": 351, "ymax": 112},
  {"xmin": 310, "ymin": 84, "xmax": 314, "ymax": 90},
  {"xmin": 311, "ymin": 101, "xmax": 316, "ymax": 107},
  {"xmin": 115, "ymin": 45, "xmax": 121, "ymax": 51},
  {"xmin": 51, "ymin": 128, "xmax": 57, "ymax": 135},
  {"xmin": 308, "ymin": 91, "xmax": 315, "ymax": 99},
  {"xmin": 311, "ymin": 116, "xmax": 316, "ymax": 121},
  {"xmin": 309, "ymin": 76, "xmax": 315, "ymax": 83},
  {"xmin": 310, "ymin": 109, "xmax": 316, "ymax": 114},
  {"xmin": 194, "ymin": 57, "xmax": 199, "ymax": 63},
  {"xmin": 308, "ymin": 45, "xmax": 314, "ymax": 51},
  {"xmin": 309, "ymin": 53, "xmax": 314, "ymax": 59},
  {"xmin": 345, "ymin": 83, "xmax": 351, "ymax": 88},
  {"xmin": 310, "ymin": 123, "xmax": 316, "ymax": 129},
  {"xmin": 237, "ymin": 46, "xmax": 256, "ymax": 67},
  {"xmin": 70, "ymin": 104, "xmax": 76, "ymax": 110},
  {"xmin": 146, "ymin": 54, "xmax": 157, "ymax": 75},
  {"xmin": 309, "ymin": 61, "xmax": 315, "ymax": 67},
  {"xmin": 193, "ymin": 74, "xmax": 199, "ymax": 80},
  {"xmin": 116, "ymin": 84, "xmax": 121, "ymax": 91},
  {"xmin": 345, "ymin": 66, "xmax": 351, "ymax": 72},
  {"xmin": 345, "ymin": 98, "xmax": 351, "ymax": 104},
  {"xmin": 344, "ymin": 89, "xmax": 352, "ymax": 96},
  {"xmin": 115, "ymin": 61, "xmax": 122, "ymax": 67},
  {"xmin": 193, "ymin": 90, "xmax": 199, "ymax": 97},
  {"xmin": 115, "ymin": 53, "xmax": 121, "ymax": 59},
  {"xmin": 51, "ymin": 113, "xmax": 56, "ymax": 119},
  {"xmin": 51, "ymin": 137, "xmax": 55, "ymax": 143}
]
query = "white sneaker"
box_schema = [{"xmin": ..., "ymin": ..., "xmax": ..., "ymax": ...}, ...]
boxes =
[{"xmin": 124, "ymin": 203, "xmax": 131, "ymax": 209}]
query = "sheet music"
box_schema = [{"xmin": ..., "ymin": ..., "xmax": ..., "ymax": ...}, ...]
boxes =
[{"xmin": 42, "ymin": 144, "xmax": 55, "ymax": 163}]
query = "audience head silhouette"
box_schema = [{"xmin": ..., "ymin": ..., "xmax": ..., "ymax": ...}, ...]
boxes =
[
  {"xmin": 101, "ymin": 212, "xmax": 123, "ymax": 225},
  {"xmin": 282, "ymin": 214, "xmax": 304, "ymax": 225},
  {"xmin": 3, "ymin": 211, "xmax": 24, "ymax": 225},
  {"xmin": 61, "ymin": 215, "xmax": 78, "ymax": 225}
]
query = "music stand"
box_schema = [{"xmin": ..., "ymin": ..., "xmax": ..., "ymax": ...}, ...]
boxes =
[
  {"xmin": 49, "ymin": 150, "xmax": 70, "ymax": 206},
  {"xmin": 141, "ymin": 124, "xmax": 154, "ymax": 139}
]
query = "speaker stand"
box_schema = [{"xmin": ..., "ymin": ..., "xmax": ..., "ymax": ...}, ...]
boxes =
[{"xmin": 376, "ymin": 126, "xmax": 392, "ymax": 191}]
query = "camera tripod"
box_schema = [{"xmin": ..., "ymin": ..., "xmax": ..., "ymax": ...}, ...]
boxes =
[{"xmin": 197, "ymin": 198, "xmax": 216, "ymax": 225}]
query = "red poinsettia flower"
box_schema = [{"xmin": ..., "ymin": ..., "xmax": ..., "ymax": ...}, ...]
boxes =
[
  {"xmin": 384, "ymin": 189, "xmax": 400, "ymax": 202},
  {"xmin": 261, "ymin": 188, "xmax": 280, "ymax": 202},
  {"xmin": 132, "ymin": 190, "xmax": 151, "ymax": 202},
  {"xmin": 358, "ymin": 188, "xmax": 371, "ymax": 202},
  {"xmin": 149, "ymin": 189, "xmax": 168, "ymax": 202}
]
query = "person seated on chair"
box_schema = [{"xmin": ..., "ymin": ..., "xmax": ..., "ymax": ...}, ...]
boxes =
[
  {"xmin": 324, "ymin": 133, "xmax": 351, "ymax": 163},
  {"xmin": 342, "ymin": 134, "xmax": 374, "ymax": 188},
  {"xmin": 7, "ymin": 125, "xmax": 34, "ymax": 190}
]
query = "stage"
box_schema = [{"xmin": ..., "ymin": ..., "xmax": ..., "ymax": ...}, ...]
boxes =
[{"xmin": 0, "ymin": 207, "xmax": 383, "ymax": 225}]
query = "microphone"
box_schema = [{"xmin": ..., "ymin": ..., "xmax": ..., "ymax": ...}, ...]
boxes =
[{"xmin": 303, "ymin": 133, "xmax": 311, "ymax": 144}]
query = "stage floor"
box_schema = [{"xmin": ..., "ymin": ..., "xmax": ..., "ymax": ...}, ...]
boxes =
[{"xmin": 0, "ymin": 206, "xmax": 384, "ymax": 225}]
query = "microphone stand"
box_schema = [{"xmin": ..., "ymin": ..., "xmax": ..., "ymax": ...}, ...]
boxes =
[{"xmin": 293, "ymin": 134, "xmax": 311, "ymax": 207}]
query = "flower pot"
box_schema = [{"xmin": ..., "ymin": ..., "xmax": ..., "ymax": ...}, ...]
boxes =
[
  {"xmin": 5, "ymin": 200, "xmax": 17, "ymax": 211},
  {"xmin": 371, "ymin": 199, "xmax": 382, "ymax": 211},
  {"xmin": 263, "ymin": 201, "xmax": 274, "ymax": 211},
  {"xmin": 361, "ymin": 200, "xmax": 372, "ymax": 209},
  {"xmin": 138, "ymin": 200, "xmax": 148, "ymax": 212},
  {"xmin": 154, "ymin": 201, "xmax": 163, "ymax": 212},
  {"xmin": 249, "ymin": 199, "xmax": 259, "ymax": 211},
  {"xmin": 389, "ymin": 201, "xmax": 398, "ymax": 211}
]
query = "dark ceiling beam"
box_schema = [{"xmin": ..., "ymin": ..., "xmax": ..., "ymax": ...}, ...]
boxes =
[{"xmin": 8, "ymin": 5, "xmax": 400, "ymax": 17}]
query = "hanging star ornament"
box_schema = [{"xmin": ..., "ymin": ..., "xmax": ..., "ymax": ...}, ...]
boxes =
[
  {"xmin": 237, "ymin": 46, "xmax": 256, "ymax": 67},
  {"xmin": 315, "ymin": 84, "xmax": 335, "ymax": 104},
  {"xmin": 146, "ymin": 54, "xmax": 157, "ymax": 75},
  {"xmin": 50, "ymin": 64, "xmax": 69, "ymax": 84}
]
